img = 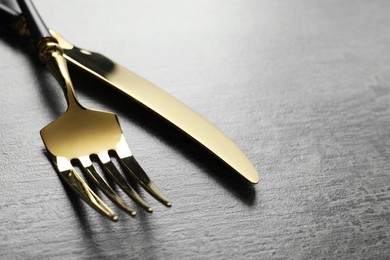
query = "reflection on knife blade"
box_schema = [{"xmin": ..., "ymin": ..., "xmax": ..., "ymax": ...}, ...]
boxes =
[{"xmin": 51, "ymin": 30, "xmax": 259, "ymax": 184}]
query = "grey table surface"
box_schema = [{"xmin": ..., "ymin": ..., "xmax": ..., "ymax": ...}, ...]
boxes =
[{"xmin": 1, "ymin": 0, "xmax": 390, "ymax": 259}]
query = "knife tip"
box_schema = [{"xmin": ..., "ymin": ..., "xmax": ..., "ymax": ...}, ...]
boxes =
[
  {"xmin": 233, "ymin": 161, "xmax": 259, "ymax": 184},
  {"xmin": 247, "ymin": 173, "xmax": 260, "ymax": 184}
]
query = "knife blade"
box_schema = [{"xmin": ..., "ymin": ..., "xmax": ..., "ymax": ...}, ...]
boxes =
[
  {"xmin": 0, "ymin": 3, "xmax": 259, "ymax": 184},
  {"xmin": 50, "ymin": 30, "xmax": 259, "ymax": 184}
]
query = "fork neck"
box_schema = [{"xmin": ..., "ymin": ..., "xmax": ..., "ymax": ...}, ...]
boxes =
[{"xmin": 37, "ymin": 37, "xmax": 81, "ymax": 109}]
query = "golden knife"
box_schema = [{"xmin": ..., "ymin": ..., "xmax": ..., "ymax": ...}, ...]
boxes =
[{"xmin": 1, "ymin": 5, "xmax": 259, "ymax": 184}]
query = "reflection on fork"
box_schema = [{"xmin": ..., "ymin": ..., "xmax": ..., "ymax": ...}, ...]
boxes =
[{"xmin": 39, "ymin": 39, "xmax": 171, "ymax": 221}]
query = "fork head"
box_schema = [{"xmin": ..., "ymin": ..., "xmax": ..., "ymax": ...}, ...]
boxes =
[
  {"xmin": 41, "ymin": 103, "xmax": 171, "ymax": 221},
  {"xmin": 41, "ymin": 106, "xmax": 124, "ymax": 165}
]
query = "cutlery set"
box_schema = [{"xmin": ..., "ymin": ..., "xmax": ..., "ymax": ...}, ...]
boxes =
[{"xmin": 0, "ymin": 0, "xmax": 259, "ymax": 221}]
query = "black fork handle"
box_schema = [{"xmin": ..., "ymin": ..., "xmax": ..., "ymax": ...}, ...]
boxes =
[{"xmin": 16, "ymin": 0, "xmax": 51, "ymax": 43}]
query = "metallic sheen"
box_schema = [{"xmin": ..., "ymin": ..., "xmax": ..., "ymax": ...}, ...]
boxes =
[
  {"xmin": 50, "ymin": 30, "xmax": 260, "ymax": 184},
  {"xmin": 38, "ymin": 37, "xmax": 171, "ymax": 220}
]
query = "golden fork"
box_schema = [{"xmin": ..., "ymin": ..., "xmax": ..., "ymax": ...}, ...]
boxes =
[{"xmin": 18, "ymin": 0, "xmax": 170, "ymax": 221}]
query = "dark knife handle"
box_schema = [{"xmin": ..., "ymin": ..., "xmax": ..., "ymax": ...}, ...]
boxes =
[
  {"xmin": 0, "ymin": 3, "xmax": 31, "ymax": 37},
  {"xmin": 16, "ymin": 0, "xmax": 50, "ymax": 42},
  {"xmin": 0, "ymin": 4, "xmax": 19, "ymax": 29}
]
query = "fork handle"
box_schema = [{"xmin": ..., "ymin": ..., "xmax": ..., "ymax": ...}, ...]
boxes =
[{"xmin": 16, "ymin": 0, "xmax": 50, "ymax": 43}]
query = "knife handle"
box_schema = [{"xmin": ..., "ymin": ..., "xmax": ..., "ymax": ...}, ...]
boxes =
[
  {"xmin": 0, "ymin": 4, "xmax": 19, "ymax": 29},
  {"xmin": 16, "ymin": 0, "xmax": 51, "ymax": 43},
  {"xmin": 0, "ymin": 3, "xmax": 30, "ymax": 37}
]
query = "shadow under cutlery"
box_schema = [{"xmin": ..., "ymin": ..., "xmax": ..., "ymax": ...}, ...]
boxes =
[
  {"xmin": 0, "ymin": 23, "xmax": 257, "ymax": 205},
  {"xmin": 67, "ymin": 64, "xmax": 257, "ymax": 206}
]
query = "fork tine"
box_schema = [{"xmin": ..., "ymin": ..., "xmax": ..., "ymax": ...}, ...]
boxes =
[
  {"xmin": 57, "ymin": 167, "xmax": 118, "ymax": 221},
  {"xmin": 97, "ymin": 152, "xmax": 153, "ymax": 212},
  {"xmin": 115, "ymin": 135, "xmax": 171, "ymax": 207},
  {"xmin": 119, "ymin": 156, "xmax": 172, "ymax": 207},
  {"xmin": 78, "ymin": 156, "xmax": 137, "ymax": 217}
]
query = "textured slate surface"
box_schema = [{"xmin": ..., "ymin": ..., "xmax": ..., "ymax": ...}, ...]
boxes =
[{"xmin": 1, "ymin": 0, "xmax": 389, "ymax": 259}]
